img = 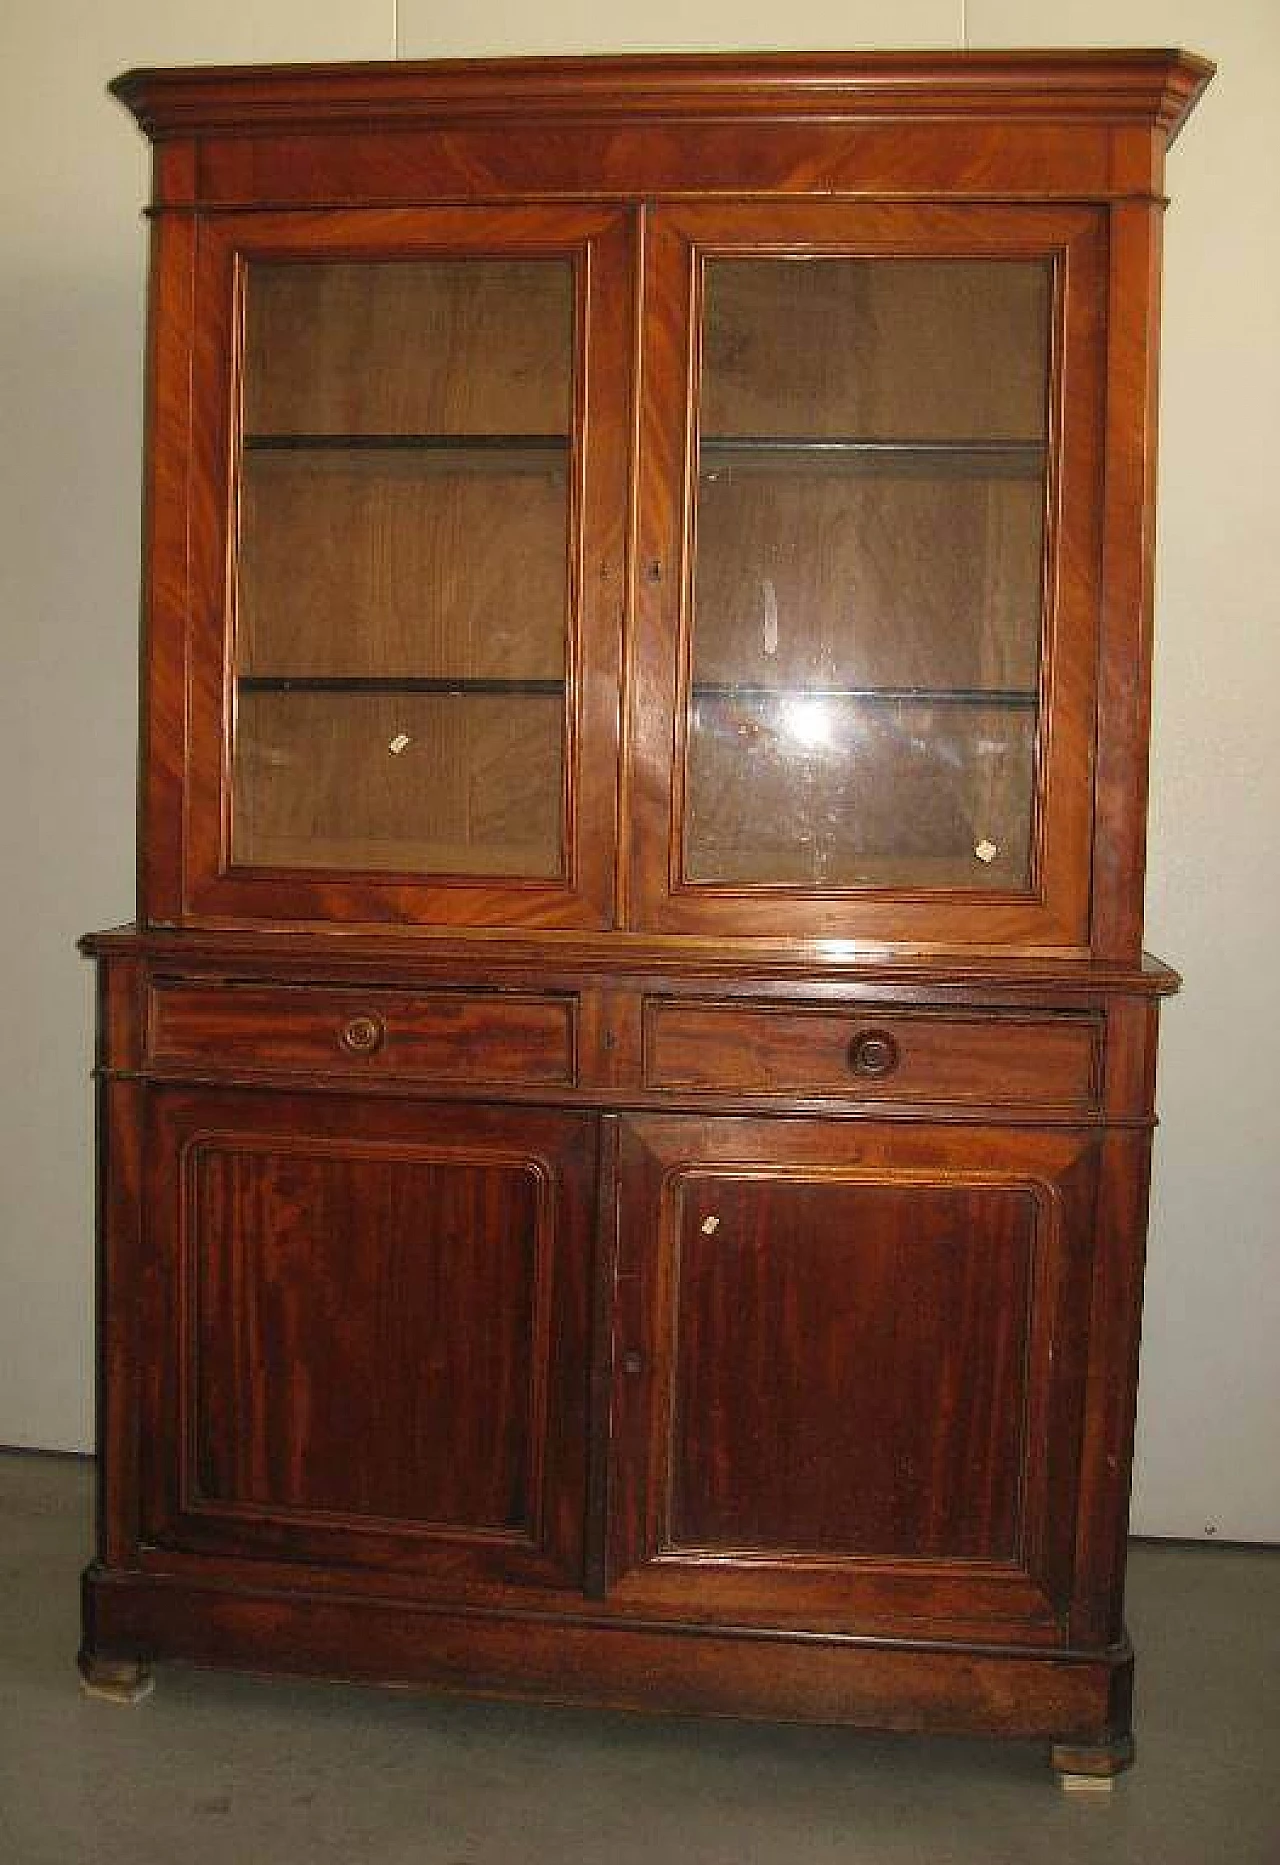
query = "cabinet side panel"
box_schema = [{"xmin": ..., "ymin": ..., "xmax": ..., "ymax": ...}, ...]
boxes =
[
  {"xmin": 1091, "ymin": 200, "xmax": 1164, "ymax": 961},
  {"xmin": 91, "ymin": 955, "xmax": 148, "ymax": 1567},
  {"xmin": 96, "ymin": 1078, "xmax": 145, "ymax": 1566},
  {"xmin": 139, "ymin": 210, "xmax": 197, "ymax": 925},
  {"xmin": 1069, "ymin": 1138, "xmax": 1153, "ymax": 1644}
]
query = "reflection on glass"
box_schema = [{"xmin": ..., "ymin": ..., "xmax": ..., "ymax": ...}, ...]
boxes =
[
  {"xmin": 684, "ymin": 257, "xmax": 1051, "ymax": 892},
  {"xmin": 230, "ymin": 258, "xmax": 574, "ymax": 877},
  {"xmin": 687, "ymin": 692, "xmax": 1036, "ymax": 889}
]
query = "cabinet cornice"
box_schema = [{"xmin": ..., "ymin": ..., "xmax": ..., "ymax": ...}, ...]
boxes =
[{"xmin": 110, "ymin": 49, "xmax": 1213, "ymax": 146}]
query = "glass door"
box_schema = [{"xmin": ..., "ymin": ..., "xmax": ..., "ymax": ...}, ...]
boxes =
[
  {"xmin": 181, "ymin": 207, "xmax": 633, "ymax": 928},
  {"xmin": 629, "ymin": 204, "xmax": 1105, "ymax": 948}
]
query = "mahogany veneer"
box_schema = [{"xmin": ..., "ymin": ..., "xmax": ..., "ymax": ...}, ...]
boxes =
[{"xmin": 82, "ymin": 50, "xmax": 1210, "ymax": 1782}]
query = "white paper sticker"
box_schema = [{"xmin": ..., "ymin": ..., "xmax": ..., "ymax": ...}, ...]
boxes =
[
  {"xmin": 974, "ymin": 839, "xmax": 999, "ymax": 864},
  {"xmin": 700, "ymin": 1215, "xmax": 720, "ymax": 1235},
  {"xmin": 761, "ymin": 579, "xmax": 779, "ymax": 656},
  {"xmin": 388, "ymin": 733, "xmax": 411, "ymax": 755}
]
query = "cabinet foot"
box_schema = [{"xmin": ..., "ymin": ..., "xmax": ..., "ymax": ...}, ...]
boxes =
[
  {"xmin": 1050, "ymin": 1734, "xmax": 1134, "ymax": 1786},
  {"xmin": 78, "ymin": 1652, "xmax": 155, "ymax": 1705}
]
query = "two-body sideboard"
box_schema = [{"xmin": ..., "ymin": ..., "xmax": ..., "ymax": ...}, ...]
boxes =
[{"xmin": 81, "ymin": 49, "xmax": 1212, "ymax": 1780}]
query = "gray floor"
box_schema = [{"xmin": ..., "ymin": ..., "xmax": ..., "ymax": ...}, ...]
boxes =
[{"xmin": 1, "ymin": 1452, "xmax": 1276, "ymax": 1865}]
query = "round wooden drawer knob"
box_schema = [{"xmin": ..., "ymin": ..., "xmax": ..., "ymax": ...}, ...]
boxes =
[
  {"xmin": 847, "ymin": 1030, "xmax": 900, "ymax": 1078},
  {"xmin": 339, "ymin": 1012, "xmax": 386, "ymax": 1057}
]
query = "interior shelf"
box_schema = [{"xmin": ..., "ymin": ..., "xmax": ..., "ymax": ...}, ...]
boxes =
[
  {"xmin": 237, "ymin": 677, "xmax": 1036, "ymax": 706},
  {"xmin": 699, "ymin": 437, "xmax": 1045, "ymax": 479},
  {"xmin": 244, "ymin": 431, "xmax": 569, "ymax": 466},
  {"xmin": 238, "ymin": 675, "xmax": 565, "ymax": 696},
  {"xmin": 232, "ymin": 832, "xmax": 563, "ymax": 878},
  {"xmin": 691, "ymin": 683, "xmax": 1039, "ymax": 709}
]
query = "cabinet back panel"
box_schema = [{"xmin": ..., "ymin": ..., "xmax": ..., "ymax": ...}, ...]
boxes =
[
  {"xmin": 701, "ymin": 259, "xmax": 1050, "ymax": 441},
  {"xmin": 243, "ymin": 259, "xmax": 573, "ymax": 437},
  {"xmin": 238, "ymin": 453, "xmax": 568, "ymax": 681},
  {"xmin": 685, "ymin": 696, "xmax": 1035, "ymax": 887},
  {"xmin": 232, "ymin": 691, "xmax": 563, "ymax": 876},
  {"xmin": 692, "ymin": 473, "xmax": 1044, "ymax": 692}
]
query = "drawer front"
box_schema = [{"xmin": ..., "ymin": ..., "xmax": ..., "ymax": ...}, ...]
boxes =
[
  {"xmin": 148, "ymin": 982, "xmax": 576, "ymax": 1087},
  {"xmin": 643, "ymin": 1000, "xmax": 1100, "ymax": 1108}
]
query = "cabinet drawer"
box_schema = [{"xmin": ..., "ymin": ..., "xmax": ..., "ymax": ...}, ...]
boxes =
[
  {"xmin": 642, "ymin": 1000, "xmax": 1100, "ymax": 1108},
  {"xmin": 148, "ymin": 982, "xmax": 576, "ymax": 1087}
]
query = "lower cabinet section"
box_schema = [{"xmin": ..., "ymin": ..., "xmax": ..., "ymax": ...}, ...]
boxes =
[{"xmin": 86, "ymin": 1068, "xmax": 1137, "ymax": 1770}]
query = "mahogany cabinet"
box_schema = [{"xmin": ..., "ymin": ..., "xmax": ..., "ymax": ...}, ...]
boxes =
[{"xmin": 81, "ymin": 50, "xmax": 1211, "ymax": 1779}]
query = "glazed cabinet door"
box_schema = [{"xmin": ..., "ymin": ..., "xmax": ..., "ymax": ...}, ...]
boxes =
[
  {"xmin": 628, "ymin": 203, "xmax": 1106, "ymax": 948},
  {"xmin": 154, "ymin": 204, "xmax": 634, "ymax": 929},
  {"xmin": 138, "ymin": 1089, "xmax": 597, "ymax": 1599},
  {"xmin": 608, "ymin": 1115, "xmax": 1098, "ymax": 1643}
]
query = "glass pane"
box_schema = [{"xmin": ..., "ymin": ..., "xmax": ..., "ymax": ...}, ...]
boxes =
[
  {"xmin": 231, "ymin": 259, "xmax": 574, "ymax": 877},
  {"xmin": 685, "ymin": 258, "xmax": 1051, "ymax": 891}
]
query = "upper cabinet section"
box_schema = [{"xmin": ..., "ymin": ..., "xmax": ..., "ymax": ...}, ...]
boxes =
[{"xmin": 117, "ymin": 51, "xmax": 1211, "ymax": 957}]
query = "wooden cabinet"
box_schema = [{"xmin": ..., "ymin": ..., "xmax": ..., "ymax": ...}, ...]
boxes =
[{"xmin": 81, "ymin": 50, "xmax": 1211, "ymax": 1776}]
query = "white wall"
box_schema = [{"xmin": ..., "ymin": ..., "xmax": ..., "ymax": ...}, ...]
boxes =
[
  {"xmin": 0, "ymin": 3, "xmax": 391, "ymax": 1454},
  {"xmin": 1, "ymin": 0, "xmax": 1275, "ymax": 1540}
]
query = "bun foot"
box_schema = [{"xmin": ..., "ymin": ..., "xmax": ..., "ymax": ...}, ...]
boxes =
[
  {"xmin": 78, "ymin": 1652, "xmax": 155, "ymax": 1704},
  {"xmin": 1051, "ymin": 1733, "xmax": 1135, "ymax": 1787}
]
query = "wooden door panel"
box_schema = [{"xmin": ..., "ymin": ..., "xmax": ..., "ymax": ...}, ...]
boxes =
[
  {"xmin": 667, "ymin": 1178, "xmax": 1034, "ymax": 1560},
  {"xmin": 609, "ymin": 1116, "xmax": 1097, "ymax": 1640},
  {"xmin": 192, "ymin": 1145, "xmax": 542, "ymax": 1530},
  {"xmin": 143, "ymin": 1090, "xmax": 597, "ymax": 1593}
]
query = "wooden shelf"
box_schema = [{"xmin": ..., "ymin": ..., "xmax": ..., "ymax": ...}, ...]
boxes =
[
  {"xmin": 235, "ymin": 832, "xmax": 563, "ymax": 878},
  {"xmin": 699, "ymin": 437, "xmax": 1045, "ymax": 479},
  {"xmin": 243, "ymin": 433, "xmax": 570, "ymax": 475},
  {"xmin": 238, "ymin": 675, "xmax": 1034, "ymax": 706},
  {"xmin": 691, "ymin": 683, "xmax": 1039, "ymax": 709},
  {"xmin": 238, "ymin": 675, "xmax": 565, "ymax": 697},
  {"xmin": 237, "ymin": 678, "xmax": 1035, "ymax": 707},
  {"xmin": 682, "ymin": 847, "xmax": 1030, "ymax": 890}
]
